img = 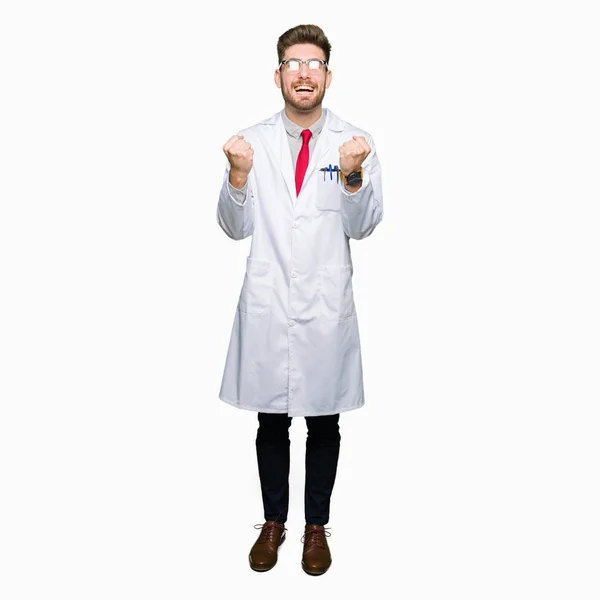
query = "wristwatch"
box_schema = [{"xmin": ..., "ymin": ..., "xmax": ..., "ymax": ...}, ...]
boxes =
[{"xmin": 340, "ymin": 168, "xmax": 363, "ymax": 187}]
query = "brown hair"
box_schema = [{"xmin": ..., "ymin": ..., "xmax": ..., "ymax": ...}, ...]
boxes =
[{"xmin": 277, "ymin": 24, "xmax": 332, "ymax": 66}]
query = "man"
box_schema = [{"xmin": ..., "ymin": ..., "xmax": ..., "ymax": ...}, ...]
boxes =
[{"xmin": 216, "ymin": 24, "xmax": 383, "ymax": 575}]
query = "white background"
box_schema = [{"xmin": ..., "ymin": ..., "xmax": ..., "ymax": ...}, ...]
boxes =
[{"xmin": 1, "ymin": 0, "xmax": 599, "ymax": 598}]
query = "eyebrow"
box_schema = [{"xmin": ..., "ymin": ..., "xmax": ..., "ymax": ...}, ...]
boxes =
[{"xmin": 284, "ymin": 58, "xmax": 324, "ymax": 62}]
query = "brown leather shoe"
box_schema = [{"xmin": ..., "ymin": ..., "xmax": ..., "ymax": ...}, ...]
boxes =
[
  {"xmin": 248, "ymin": 521, "xmax": 287, "ymax": 572},
  {"xmin": 301, "ymin": 524, "xmax": 332, "ymax": 575}
]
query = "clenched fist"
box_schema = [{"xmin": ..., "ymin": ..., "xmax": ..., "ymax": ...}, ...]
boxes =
[
  {"xmin": 223, "ymin": 135, "xmax": 254, "ymax": 188},
  {"xmin": 339, "ymin": 135, "xmax": 371, "ymax": 175}
]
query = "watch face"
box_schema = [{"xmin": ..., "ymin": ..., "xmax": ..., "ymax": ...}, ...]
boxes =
[{"xmin": 346, "ymin": 172, "xmax": 362, "ymax": 185}]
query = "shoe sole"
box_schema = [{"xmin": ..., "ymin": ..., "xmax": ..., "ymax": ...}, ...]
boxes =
[
  {"xmin": 301, "ymin": 559, "xmax": 331, "ymax": 576},
  {"xmin": 248, "ymin": 533, "xmax": 286, "ymax": 572}
]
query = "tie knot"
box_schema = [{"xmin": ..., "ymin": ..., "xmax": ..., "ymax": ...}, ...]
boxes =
[{"xmin": 301, "ymin": 129, "xmax": 312, "ymax": 144}]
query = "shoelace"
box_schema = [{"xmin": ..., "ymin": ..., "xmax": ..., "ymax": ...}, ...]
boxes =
[
  {"xmin": 300, "ymin": 526, "xmax": 331, "ymax": 548},
  {"xmin": 253, "ymin": 514, "xmax": 287, "ymax": 544}
]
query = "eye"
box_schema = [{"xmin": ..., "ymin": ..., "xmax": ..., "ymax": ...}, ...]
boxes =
[
  {"xmin": 308, "ymin": 60, "xmax": 321, "ymax": 70},
  {"xmin": 287, "ymin": 60, "xmax": 300, "ymax": 71}
]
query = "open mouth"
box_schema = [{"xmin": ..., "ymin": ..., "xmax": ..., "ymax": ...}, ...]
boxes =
[{"xmin": 294, "ymin": 85, "xmax": 315, "ymax": 96}]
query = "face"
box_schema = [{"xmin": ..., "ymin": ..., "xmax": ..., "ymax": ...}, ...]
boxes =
[{"xmin": 274, "ymin": 43, "xmax": 332, "ymax": 113}]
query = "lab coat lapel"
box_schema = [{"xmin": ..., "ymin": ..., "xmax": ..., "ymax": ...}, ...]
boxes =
[
  {"xmin": 304, "ymin": 128, "xmax": 330, "ymax": 183},
  {"xmin": 277, "ymin": 116, "xmax": 297, "ymax": 203}
]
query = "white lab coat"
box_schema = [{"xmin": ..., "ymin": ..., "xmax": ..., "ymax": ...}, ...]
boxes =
[{"xmin": 217, "ymin": 108, "xmax": 383, "ymax": 417}]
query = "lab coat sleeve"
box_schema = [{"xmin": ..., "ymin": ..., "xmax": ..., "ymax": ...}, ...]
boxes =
[
  {"xmin": 339, "ymin": 135, "xmax": 384, "ymax": 240},
  {"xmin": 216, "ymin": 164, "xmax": 255, "ymax": 240}
]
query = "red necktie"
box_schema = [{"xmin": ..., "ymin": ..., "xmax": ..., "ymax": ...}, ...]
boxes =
[{"xmin": 295, "ymin": 129, "xmax": 312, "ymax": 196}]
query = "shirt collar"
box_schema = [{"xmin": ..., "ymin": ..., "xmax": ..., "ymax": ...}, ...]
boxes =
[{"xmin": 281, "ymin": 107, "xmax": 327, "ymax": 140}]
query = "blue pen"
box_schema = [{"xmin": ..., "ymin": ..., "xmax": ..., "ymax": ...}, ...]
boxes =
[{"xmin": 329, "ymin": 164, "xmax": 332, "ymax": 180}]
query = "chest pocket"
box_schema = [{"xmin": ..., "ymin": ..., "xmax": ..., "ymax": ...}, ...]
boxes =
[{"xmin": 315, "ymin": 164, "xmax": 342, "ymax": 211}]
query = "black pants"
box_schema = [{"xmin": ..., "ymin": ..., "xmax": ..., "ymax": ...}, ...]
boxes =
[{"xmin": 255, "ymin": 412, "xmax": 341, "ymax": 526}]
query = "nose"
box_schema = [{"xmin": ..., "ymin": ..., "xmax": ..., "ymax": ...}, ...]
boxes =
[{"xmin": 297, "ymin": 62, "xmax": 311, "ymax": 76}]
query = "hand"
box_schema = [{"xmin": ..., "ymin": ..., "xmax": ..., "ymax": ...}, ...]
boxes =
[
  {"xmin": 223, "ymin": 135, "xmax": 254, "ymax": 178},
  {"xmin": 339, "ymin": 135, "xmax": 371, "ymax": 175}
]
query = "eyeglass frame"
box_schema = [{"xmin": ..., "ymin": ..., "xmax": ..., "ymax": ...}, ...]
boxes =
[{"xmin": 278, "ymin": 58, "xmax": 328, "ymax": 72}]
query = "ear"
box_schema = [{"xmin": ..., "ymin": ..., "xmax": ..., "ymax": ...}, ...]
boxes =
[
  {"xmin": 325, "ymin": 69, "xmax": 332, "ymax": 89},
  {"xmin": 274, "ymin": 69, "xmax": 282, "ymax": 89}
]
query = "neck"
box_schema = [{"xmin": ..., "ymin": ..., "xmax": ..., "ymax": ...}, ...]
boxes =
[{"xmin": 284, "ymin": 104, "xmax": 323, "ymax": 129}]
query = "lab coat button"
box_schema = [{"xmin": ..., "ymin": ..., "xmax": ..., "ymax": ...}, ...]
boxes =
[
  {"xmin": 291, "ymin": 270, "xmax": 297, "ymax": 278},
  {"xmin": 288, "ymin": 320, "xmax": 295, "ymax": 327},
  {"xmin": 293, "ymin": 221, "xmax": 299, "ymax": 228}
]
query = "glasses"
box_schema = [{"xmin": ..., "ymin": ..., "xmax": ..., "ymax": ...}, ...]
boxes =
[{"xmin": 279, "ymin": 58, "xmax": 328, "ymax": 73}]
